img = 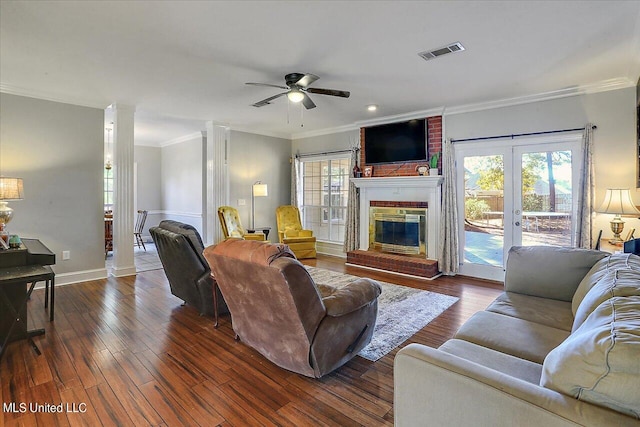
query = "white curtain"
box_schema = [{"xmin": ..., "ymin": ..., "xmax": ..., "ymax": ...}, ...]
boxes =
[
  {"xmin": 438, "ymin": 139, "xmax": 459, "ymax": 274},
  {"xmin": 291, "ymin": 156, "xmax": 302, "ymax": 208},
  {"xmin": 576, "ymin": 124, "xmax": 595, "ymax": 248},
  {"xmin": 343, "ymin": 144, "xmax": 360, "ymax": 252}
]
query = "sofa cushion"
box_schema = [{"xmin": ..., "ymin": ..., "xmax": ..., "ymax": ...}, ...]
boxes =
[
  {"xmin": 486, "ymin": 292, "xmax": 574, "ymax": 331},
  {"xmin": 504, "ymin": 246, "xmax": 607, "ymax": 302},
  {"xmin": 572, "ymin": 253, "xmax": 640, "ymax": 315},
  {"xmin": 439, "ymin": 339, "xmax": 543, "ymax": 385},
  {"xmin": 541, "ymin": 296, "xmax": 640, "ymax": 418},
  {"xmin": 572, "ymin": 269, "xmax": 640, "ymax": 332},
  {"xmin": 453, "ymin": 311, "xmax": 570, "ymax": 364}
]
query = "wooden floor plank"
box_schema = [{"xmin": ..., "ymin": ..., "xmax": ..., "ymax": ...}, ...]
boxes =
[{"xmin": 1, "ymin": 254, "xmax": 502, "ymax": 426}]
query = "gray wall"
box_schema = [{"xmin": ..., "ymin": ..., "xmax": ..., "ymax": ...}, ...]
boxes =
[
  {"xmin": 228, "ymin": 130, "xmax": 291, "ymax": 239},
  {"xmin": 292, "ymin": 129, "xmax": 359, "ymax": 156},
  {"xmin": 445, "ymin": 86, "xmax": 639, "ymax": 238},
  {"xmin": 0, "ymin": 93, "xmax": 105, "ymax": 276},
  {"xmin": 160, "ymin": 136, "xmax": 204, "ymax": 231},
  {"xmin": 134, "ymin": 145, "xmax": 162, "ymax": 237}
]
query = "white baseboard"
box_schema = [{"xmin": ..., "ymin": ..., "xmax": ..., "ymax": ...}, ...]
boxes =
[
  {"xmin": 34, "ymin": 267, "xmax": 108, "ymax": 289},
  {"xmin": 317, "ymin": 241, "xmax": 347, "ymax": 258},
  {"xmin": 112, "ymin": 266, "xmax": 137, "ymax": 277}
]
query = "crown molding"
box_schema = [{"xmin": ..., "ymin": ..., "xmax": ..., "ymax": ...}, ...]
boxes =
[
  {"xmin": 354, "ymin": 106, "xmax": 446, "ymax": 128},
  {"xmin": 444, "ymin": 77, "xmax": 635, "ymax": 116},
  {"xmin": 0, "ymin": 83, "xmax": 109, "ymax": 109},
  {"xmin": 4, "ymin": 77, "xmax": 635, "ymax": 143},
  {"xmin": 292, "ymin": 77, "xmax": 635, "ymax": 139},
  {"xmin": 290, "ymin": 106, "xmax": 447, "ymax": 140},
  {"xmin": 158, "ymin": 132, "xmax": 203, "ymax": 147}
]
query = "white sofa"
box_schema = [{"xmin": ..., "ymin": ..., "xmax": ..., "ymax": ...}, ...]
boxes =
[{"xmin": 395, "ymin": 246, "xmax": 640, "ymax": 426}]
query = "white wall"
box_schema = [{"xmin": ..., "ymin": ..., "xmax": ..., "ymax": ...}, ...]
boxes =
[
  {"xmin": 445, "ymin": 86, "xmax": 639, "ymax": 240},
  {"xmin": 228, "ymin": 130, "xmax": 291, "ymax": 240},
  {"xmin": 160, "ymin": 136, "xmax": 204, "ymax": 231},
  {"xmin": 0, "ymin": 93, "xmax": 105, "ymax": 280},
  {"xmin": 134, "ymin": 145, "xmax": 161, "ymax": 238}
]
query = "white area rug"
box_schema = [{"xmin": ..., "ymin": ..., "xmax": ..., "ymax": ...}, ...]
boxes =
[{"xmin": 305, "ymin": 266, "xmax": 459, "ymax": 361}]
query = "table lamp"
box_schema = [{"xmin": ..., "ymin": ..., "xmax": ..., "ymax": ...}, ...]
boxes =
[
  {"xmin": 0, "ymin": 177, "xmax": 24, "ymax": 225},
  {"xmin": 597, "ymin": 188, "xmax": 640, "ymax": 244},
  {"xmin": 251, "ymin": 181, "xmax": 268, "ymax": 228}
]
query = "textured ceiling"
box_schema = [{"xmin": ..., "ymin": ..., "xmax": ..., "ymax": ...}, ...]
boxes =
[{"xmin": 2, "ymin": 1, "xmax": 639, "ymax": 145}]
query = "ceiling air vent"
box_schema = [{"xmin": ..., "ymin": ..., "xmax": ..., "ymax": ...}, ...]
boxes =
[{"xmin": 418, "ymin": 42, "xmax": 465, "ymax": 61}]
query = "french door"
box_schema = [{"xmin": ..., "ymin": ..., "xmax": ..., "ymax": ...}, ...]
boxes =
[{"xmin": 456, "ymin": 135, "xmax": 582, "ymax": 281}]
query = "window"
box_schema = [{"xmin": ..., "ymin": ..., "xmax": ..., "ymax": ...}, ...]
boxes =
[{"xmin": 301, "ymin": 157, "xmax": 350, "ymax": 243}]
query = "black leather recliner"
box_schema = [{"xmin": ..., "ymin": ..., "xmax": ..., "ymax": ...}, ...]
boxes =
[{"xmin": 150, "ymin": 220, "xmax": 228, "ymax": 318}]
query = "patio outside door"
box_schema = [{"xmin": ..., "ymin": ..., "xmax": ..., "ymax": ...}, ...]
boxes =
[{"xmin": 457, "ymin": 135, "xmax": 582, "ymax": 281}]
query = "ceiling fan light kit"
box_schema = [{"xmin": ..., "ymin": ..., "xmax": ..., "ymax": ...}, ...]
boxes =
[
  {"xmin": 287, "ymin": 89, "xmax": 305, "ymax": 103},
  {"xmin": 247, "ymin": 72, "xmax": 350, "ymax": 110}
]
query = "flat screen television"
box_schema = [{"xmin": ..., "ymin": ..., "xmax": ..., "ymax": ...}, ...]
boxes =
[{"xmin": 364, "ymin": 119, "xmax": 427, "ymax": 164}]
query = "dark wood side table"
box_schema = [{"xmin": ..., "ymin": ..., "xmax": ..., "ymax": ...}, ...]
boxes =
[
  {"xmin": 599, "ymin": 239, "xmax": 624, "ymax": 254},
  {"xmin": 246, "ymin": 226, "xmax": 271, "ymax": 240},
  {"xmin": 0, "ymin": 265, "xmax": 54, "ymax": 360},
  {"xmin": 0, "ymin": 238, "xmax": 56, "ymax": 361}
]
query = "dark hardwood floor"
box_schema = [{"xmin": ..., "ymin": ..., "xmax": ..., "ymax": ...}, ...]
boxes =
[{"xmin": 1, "ymin": 255, "xmax": 502, "ymax": 426}]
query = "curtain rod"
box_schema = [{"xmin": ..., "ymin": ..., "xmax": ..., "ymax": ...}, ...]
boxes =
[
  {"xmin": 450, "ymin": 125, "xmax": 597, "ymax": 143},
  {"xmin": 295, "ymin": 148, "xmax": 358, "ymax": 159}
]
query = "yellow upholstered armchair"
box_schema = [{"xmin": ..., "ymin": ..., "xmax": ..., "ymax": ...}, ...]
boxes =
[
  {"xmin": 218, "ymin": 206, "xmax": 266, "ymax": 241},
  {"xmin": 275, "ymin": 205, "xmax": 316, "ymax": 259}
]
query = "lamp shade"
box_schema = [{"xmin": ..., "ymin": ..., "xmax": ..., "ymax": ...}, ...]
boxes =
[
  {"xmin": 597, "ymin": 188, "xmax": 640, "ymax": 215},
  {"xmin": 253, "ymin": 183, "xmax": 268, "ymax": 197},
  {"xmin": 0, "ymin": 177, "xmax": 24, "ymax": 200}
]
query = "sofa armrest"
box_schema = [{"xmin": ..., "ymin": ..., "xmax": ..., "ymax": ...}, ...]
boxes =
[
  {"xmin": 394, "ymin": 343, "xmax": 635, "ymax": 427},
  {"xmin": 504, "ymin": 246, "xmax": 608, "ymax": 301},
  {"xmin": 320, "ymin": 278, "xmax": 381, "ymax": 317}
]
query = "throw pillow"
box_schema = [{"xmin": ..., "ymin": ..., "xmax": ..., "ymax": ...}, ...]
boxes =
[
  {"xmin": 541, "ymin": 296, "xmax": 640, "ymax": 418},
  {"xmin": 572, "ymin": 269, "xmax": 640, "ymax": 332},
  {"xmin": 572, "ymin": 253, "xmax": 640, "ymax": 315}
]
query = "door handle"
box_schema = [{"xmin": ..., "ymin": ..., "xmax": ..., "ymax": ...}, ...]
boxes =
[{"xmin": 515, "ymin": 221, "xmax": 521, "ymax": 226}]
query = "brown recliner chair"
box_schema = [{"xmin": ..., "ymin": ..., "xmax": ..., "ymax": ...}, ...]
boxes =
[
  {"xmin": 275, "ymin": 205, "xmax": 316, "ymax": 259},
  {"xmin": 203, "ymin": 239, "xmax": 381, "ymax": 378}
]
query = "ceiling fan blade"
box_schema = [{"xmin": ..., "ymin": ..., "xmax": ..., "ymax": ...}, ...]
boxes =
[
  {"xmin": 246, "ymin": 82, "xmax": 289, "ymax": 90},
  {"xmin": 295, "ymin": 73, "xmax": 319, "ymax": 88},
  {"xmin": 302, "ymin": 93, "xmax": 316, "ymax": 110},
  {"xmin": 252, "ymin": 92, "xmax": 287, "ymax": 107},
  {"xmin": 306, "ymin": 87, "xmax": 350, "ymax": 98}
]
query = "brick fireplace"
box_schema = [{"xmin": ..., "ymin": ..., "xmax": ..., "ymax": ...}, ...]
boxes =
[{"xmin": 348, "ymin": 176, "xmax": 442, "ymax": 279}]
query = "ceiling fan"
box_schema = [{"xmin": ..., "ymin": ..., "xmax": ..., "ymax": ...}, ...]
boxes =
[{"xmin": 246, "ymin": 73, "xmax": 350, "ymax": 110}]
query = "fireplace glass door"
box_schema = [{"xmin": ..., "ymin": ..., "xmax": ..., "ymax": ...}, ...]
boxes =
[{"xmin": 369, "ymin": 207, "xmax": 427, "ymax": 256}]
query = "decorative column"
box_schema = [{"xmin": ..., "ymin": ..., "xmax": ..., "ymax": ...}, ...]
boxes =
[
  {"xmin": 112, "ymin": 104, "xmax": 137, "ymax": 277},
  {"xmin": 203, "ymin": 121, "xmax": 229, "ymax": 245}
]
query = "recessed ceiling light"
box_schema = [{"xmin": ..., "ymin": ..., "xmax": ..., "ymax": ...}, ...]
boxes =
[{"xmin": 367, "ymin": 104, "xmax": 378, "ymax": 112}]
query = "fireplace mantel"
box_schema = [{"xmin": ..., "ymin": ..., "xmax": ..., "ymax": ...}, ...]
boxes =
[
  {"xmin": 351, "ymin": 175, "xmax": 443, "ymax": 189},
  {"xmin": 351, "ymin": 175, "xmax": 443, "ymax": 261}
]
